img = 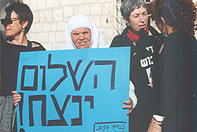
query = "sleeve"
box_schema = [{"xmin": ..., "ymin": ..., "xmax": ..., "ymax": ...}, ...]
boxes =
[
  {"xmin": 192, "ymin": 39, "xmax": 197, "ymax": 131},
  {"xmin": 156, "ymin": 36, "xmax": 193, "ymax": 131},
  {"xmin": 111, "ymin": 35, "xmax": 138, "ymax": 109},
  {"xmin": 135, "ymin": 29, "xmax": 150, "ymax": 57},
  {"xmin": 129, "ymin": 80, "xmax": 137, "ymax": 109},
  {"xmin": 132, "ymin": 29, "xmax": 151, "ymax": 68}
]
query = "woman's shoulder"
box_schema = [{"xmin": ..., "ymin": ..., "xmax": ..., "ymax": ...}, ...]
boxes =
[
  {"xmin": 31, "ymin": 41, "xmax": 46, "ymax": 51},
  {"xmin": 110, "ymin": 28, "xmax": 130, "ymax": 47},
  {"xmin": 110, "ymin": 35, "xmax": 124, "ymax": 47}
]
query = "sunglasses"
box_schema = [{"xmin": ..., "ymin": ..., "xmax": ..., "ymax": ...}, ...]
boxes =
[{"xmin": 1, "ymin": 18, "xmax": 19, "ymax": 26}]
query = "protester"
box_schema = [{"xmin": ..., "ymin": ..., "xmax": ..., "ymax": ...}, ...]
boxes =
[
  {"xmin": 110, "ymin": 0, "xmax": 162, "ymax": 131},
  {"xmin": 147, "ymin": 0, "xmax": 197, "ymax": 131},
  {"xmin": 0, "ymin": 2, "xmax": 45, "ymax": 131},
  {"xmin": 13, "ymin": 15, "xmax": 138, "ymax": 118},
  {"xmin": 66, "ymin": 14, "xmax": 138, "ymax": 113},
  {"xmin": 65, "ymin": 15, "xmax": 108, "ymax": 49}
]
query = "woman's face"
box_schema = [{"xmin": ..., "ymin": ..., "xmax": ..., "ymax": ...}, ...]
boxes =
[
  {"xmin": 127, "ymin": 6, "xmax": 148, "ymax": 34},
  {"xmin": 71, "ymin": 28, "xmax": 91, "ymax": 49},
  {"xmin": 4, "ymin": 11, "xmax": 23, "ymax": 37}
]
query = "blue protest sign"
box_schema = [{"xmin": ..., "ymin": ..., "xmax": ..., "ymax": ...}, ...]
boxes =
[{"xmin": 16, "ymin": 47, "xmax": 130, "ymax": 132}]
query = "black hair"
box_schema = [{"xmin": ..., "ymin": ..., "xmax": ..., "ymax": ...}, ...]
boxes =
[{"xmin": 5, "ymin": 2, "xmax": 33, "ymax": 34}]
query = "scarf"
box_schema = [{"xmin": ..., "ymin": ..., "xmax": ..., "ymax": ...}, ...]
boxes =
[{"xmin": 127, "ymin": 27, "xmax": 149, "ymax": 43}]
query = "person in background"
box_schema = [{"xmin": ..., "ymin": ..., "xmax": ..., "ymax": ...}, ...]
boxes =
[
  {"xmin": 0, "ymin": 2, "xmax": 45, "ymax": 131},
  {"xmin": 13, "ymin": 15, "xmax": 138, "ymax": 119},
  {"xmin": 65, "ymin": 15, "xmax": 108, "ymax": 49},
  {"xmin": 147, "ymin": 0, "xmax": 197, "ymax": 131},
  {"xmin": 65, "ymin": 14, "xmax": 138, "ymax": 113},
  {"xmin": 110, "ymin": 0, "xmax": 162, "ymax": 131}
]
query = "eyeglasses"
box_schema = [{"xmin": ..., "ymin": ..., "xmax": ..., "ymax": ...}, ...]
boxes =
[{"xmin": 1, "ymin": 18, "xmax": 19, "ymax": 26}]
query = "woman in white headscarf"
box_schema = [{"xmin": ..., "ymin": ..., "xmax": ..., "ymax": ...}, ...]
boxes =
[
  {"xmin": 14, "ymin": 15, "xmax": 137, "ymax": 115},
  {"xmin": 65, "ymin": 15, "xmax": 137, "ymax": 114},
  {"xmin": 65, "ymin": 15, "xmax": 108, "ymax": 49}
]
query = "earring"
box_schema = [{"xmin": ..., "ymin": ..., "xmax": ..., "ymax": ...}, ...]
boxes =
[{"xmin": 23, "ymin": 28, "xmax": 25, "ymax": 32}]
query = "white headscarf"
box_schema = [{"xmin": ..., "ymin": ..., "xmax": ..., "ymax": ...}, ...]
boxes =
[{"xmin": 65, "ymin": 15, "xmax": 109, "ymax": 49}]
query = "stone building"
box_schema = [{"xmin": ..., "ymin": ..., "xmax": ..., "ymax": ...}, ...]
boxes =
[
  {"xmin": 22, "ymin": 0, "xmax": 120, "ymax": 50},
  {"xmin": 0, "ymin": 0, "xmax": 153, "ymax": 50}
]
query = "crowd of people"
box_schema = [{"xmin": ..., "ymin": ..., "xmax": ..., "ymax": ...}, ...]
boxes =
[{"xmin": 1, "ymin": 0, "xmax": 197, "ymax": 131}]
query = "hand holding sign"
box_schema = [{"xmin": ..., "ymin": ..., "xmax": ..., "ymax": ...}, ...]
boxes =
[
  {"xmin": 16, "ymin": 47, "xmax": 130, "ymax": 132},
  {"xmin": 12, "ymin": 91, "xmax": 21, "ymax": 106}
]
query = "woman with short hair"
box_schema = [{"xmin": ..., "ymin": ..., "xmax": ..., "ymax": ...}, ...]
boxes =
[
  {"xmin": 0, "ymin": 2, "xmax": 45, "ymax": 131},
  {"xmin": 110, "ymin": 0, "xmax": 162, "ymax": 131}
]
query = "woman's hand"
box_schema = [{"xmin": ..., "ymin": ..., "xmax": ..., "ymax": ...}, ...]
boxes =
[
  {"xmin": 12, "ymin": 91, "xmax": 21, "ymax": 106},
  {"xmin": 123, "ymin": 97, "xmax": 133, "ymax": 115},
  {"xmin": 147, "ymin": 125, "xmax": 162, "ymax": 132},
  {"xmin": 147, "ymin": 118, "xmax": 162, "ymax": 132}
]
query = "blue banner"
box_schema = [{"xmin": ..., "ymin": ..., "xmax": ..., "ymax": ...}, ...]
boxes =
[{"xmin": 16, "ymin": 47, "xmax": 130, "ymax": 132}]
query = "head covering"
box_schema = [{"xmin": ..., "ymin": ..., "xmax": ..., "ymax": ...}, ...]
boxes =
[{"xmin": 65, "ymin": 15, "xmax": 108, "ymax": 49}]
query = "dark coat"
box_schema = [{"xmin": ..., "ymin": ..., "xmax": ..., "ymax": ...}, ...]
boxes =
[
  {"xmin": 110, "ymin": 27, "xmax": 162, "ymax": 131},
  {"xmin": 1, "ymin": 39, "xmax": 46, "ymax": 96},
  {"xmin": 152, "ymin": 31, "xmax": 197, "ymax": 131}
]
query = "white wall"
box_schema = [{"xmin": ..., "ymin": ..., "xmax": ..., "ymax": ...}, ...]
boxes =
[
  {"xmin": 23, "ymin": 0, "xmax": 116, "ymax": 50},
  {"xmin": 2, "ymin": 0, "xmax": 197, "ymax": 50}
]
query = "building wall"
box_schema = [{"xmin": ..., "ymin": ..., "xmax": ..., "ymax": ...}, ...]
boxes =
[
  {"xmin": 23, "ymin": 0, "xmax": 117, "ymax": 50},
  {"xmin": 1, "ymin": 0, "xmax": 197, "ymax": 50}
]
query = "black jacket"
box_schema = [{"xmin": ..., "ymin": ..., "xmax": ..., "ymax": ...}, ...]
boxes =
[
  {"xmin": 110, "ymin": 27, "xmax": 162, "ymax": 131},
  {"xmin": 152, "ymin": 31, "xmax": 197, "ymax": 131},
  {"xmin": 1, "ymin": 38, "xmax": 46, "ymax": 96}
]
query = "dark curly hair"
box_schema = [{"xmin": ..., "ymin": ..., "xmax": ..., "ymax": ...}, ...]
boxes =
[{"xmin": 148, "ymin": 0, "xmax": 197, "ymax": 35}]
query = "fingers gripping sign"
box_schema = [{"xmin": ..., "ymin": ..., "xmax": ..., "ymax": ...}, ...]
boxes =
[{"xmin": 123, "ymin": 98, "xmax": 133, "ymax": 115}]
